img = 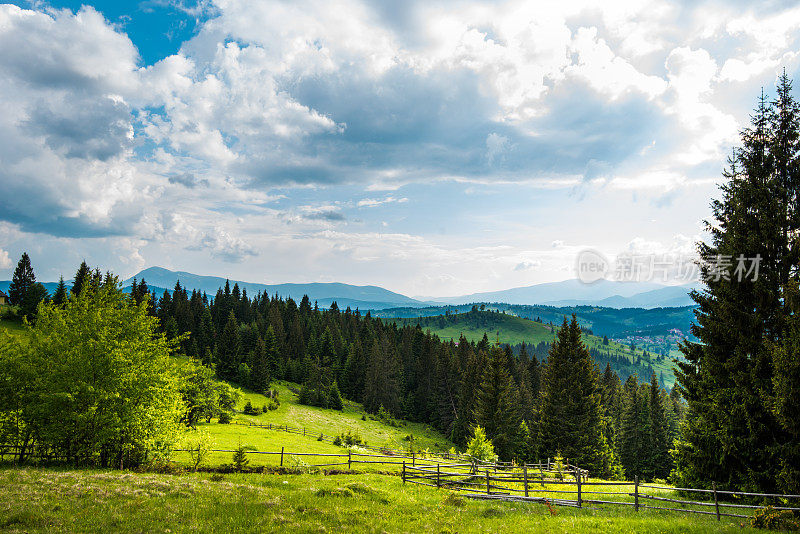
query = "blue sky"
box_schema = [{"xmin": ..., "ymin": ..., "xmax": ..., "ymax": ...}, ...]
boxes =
[{"xmin": 0, "ymin": 0, "xmax": 798, "ymax": 296}]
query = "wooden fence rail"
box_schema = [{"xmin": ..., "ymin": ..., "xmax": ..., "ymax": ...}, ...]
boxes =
[{"xmin": 399, "ymin": 460, "xmax": 800, "ymax": 522}]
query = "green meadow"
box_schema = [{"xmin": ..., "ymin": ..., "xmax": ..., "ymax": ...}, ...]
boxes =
[{"xmin": 0, "ymin": 467, "xmax": 762, "ymax": 533}]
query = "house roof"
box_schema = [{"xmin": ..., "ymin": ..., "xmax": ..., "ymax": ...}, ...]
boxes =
[{"xmin": 0, "ymin": 290, "xmax": 7, "ymax": 298}]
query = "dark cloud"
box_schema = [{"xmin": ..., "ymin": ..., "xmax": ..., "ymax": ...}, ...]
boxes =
[
  {"xmin": 169, "ymin": 172, "xmax": 210, "ymax": 188},
  {"xmin": 23, "ymin": 97, "xmax": 133, "ymax": 161},
  {"xmin": 304, "ymin": 210, "xmax": 346, "ymax": 221}
]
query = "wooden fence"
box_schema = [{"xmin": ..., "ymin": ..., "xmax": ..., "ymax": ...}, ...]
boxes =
[
  {"xmin": 400, "ymin": 462, "xmax": 800, "ymax": 521},
  {"xmin": 228, "ymin": 420, "xmax": 587, "ymax": 473}
]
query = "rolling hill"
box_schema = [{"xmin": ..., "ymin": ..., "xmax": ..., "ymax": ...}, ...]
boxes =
[{"xmin": 388, "ymin": 309, "xmax": 679, "ymax": 387}]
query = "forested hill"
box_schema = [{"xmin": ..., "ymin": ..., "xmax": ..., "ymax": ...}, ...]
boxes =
[
  {"xmin": 388, "ymin": 309, "xmax": 678, "ymax": 388},
  {"xmin": 374, "ymin": 303, "xmax": 696, "ymax": 340}
]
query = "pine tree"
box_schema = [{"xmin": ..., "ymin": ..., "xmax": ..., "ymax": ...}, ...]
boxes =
[
  {"xmin": 249, "ymin": 335, "xmax": 271, "ymax": 393},
  {"xmin": 328, "ymin": 380, "xmax": 344, "ymax": 411},
  {"xmin": 474, "ymin": 347, "xmax": 521, "ymax": 461},
  {"xmin": 539, "ymin": 316, "xmax": 614, "ymax": 476},
  {"xmin": 619, "ymin": 375, "xmax": 646, "ymax": 478},
  {"xmin": 8, "ymin": 252, "xmax": 35, "ymax": 306},
  {"xmin": 51, "ymin": 276, "xmax": 68, "ymax": 306},
  {"xmin": 675, "ymin": 76, "xmax": 800, "ymax": 493},
  {"xmin": 71, "ymin": 261, "xmax": 91, "ymax": 297},
  {"xmin": 216, "ymin": 311, "xmax": 241, "ymax": 382},
  {"xmin": 647, "ymin": 372, "xmax": 672, "ymax": 480}
]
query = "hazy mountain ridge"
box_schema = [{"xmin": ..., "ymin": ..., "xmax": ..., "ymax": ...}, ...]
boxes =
[{"xmin": 2, "ymin": 267, "xmax": 698, "ymax": 310}]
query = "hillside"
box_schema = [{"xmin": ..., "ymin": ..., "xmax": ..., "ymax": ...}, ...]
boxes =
[{"xmin": 389, "ymin": 309, "xmax": 678, "ymax": 387}]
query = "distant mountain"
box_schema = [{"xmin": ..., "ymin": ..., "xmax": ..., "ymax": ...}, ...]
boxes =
[
  {"xmin": 1, "ymin": 267, "xmax": 698, "ymax": 311},
  {"xmin": 0, "ymin": 281, "xmax": 62, "ymax": 296},
  {"xmin": 121, "ymin": 267, "xmax": 427, "ymax": 310},
  {"xmin": 419, "ymin": 279, "xmax": 696, "ymax": 309},
  {"xmin": 541, "ymin": 284, "xmax": 698, "ymax": 309}
]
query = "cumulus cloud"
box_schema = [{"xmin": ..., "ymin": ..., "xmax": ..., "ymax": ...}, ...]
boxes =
[
  {"xmin": 2, "ymin": 1, "xmax": 800, "ymax": 293},
  {"xmin": 0, "ymin": 249, "xmax": 11, "ymax": 270}
]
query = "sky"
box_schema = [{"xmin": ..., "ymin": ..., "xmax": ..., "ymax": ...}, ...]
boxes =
[{"xmin": 0, "ymin": 0, "xmax": 798, "ymax": 297}]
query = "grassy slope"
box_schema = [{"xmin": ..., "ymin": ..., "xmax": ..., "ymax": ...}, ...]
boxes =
[
  {"xmin": 392, "ymin": 312, "xmax": 678, "ymax": 387},
  {"xmin": 0, "ymin": 318, "xmax": 26, "ymax": 340},
  {"xmin": 173, "ymin": 381, "xmax": 455, "ymax": 468},
  {"xmin": 0, "ymin": 468, "xmax": 760, "ymax": 533}
]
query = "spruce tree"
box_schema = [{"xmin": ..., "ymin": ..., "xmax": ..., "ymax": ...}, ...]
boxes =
[
  {"xmin": 8, "ymin": 252, "xmax": 35, "ymax": 306},
  {"xmin": 539, "ymin": 316, "xmax": 614, "ymax": 476},
  {"xmin": 647, "ymin": 372, "xmax": 672, "ymax": 480},
  {"xmin": 675, "ymin": 75, "xmax": 800, "ymax": 493},
  {"xmin": 474, "ymin": 347, "xmax": 521, "ymax": 461},
  {"xmin": 71, "ymin": 261, "xmax": 91, "ymax": 297},
  {"xmin": 51, "ymin": 276, "xmax": 68, "ymax": 306},
  {"xmin": 216, "ymin": 311, "xmax": 241, "ymax": 382}
]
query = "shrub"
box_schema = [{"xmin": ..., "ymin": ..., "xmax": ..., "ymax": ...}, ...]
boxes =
[
  {"xmin": 466, "ymin": 426, "xmax": 496, "ymax": 463},
  {"xmin": 232, "ymin": 444, "xmax": 249, "ymax": 472},
  {"xmin": 752, "ymin": 507, "xmax": 800, "ymax": 531},
  {"xmin": 218, "ymin": 412, "xmax": 232, "ymax": 424},
  {"xmin": 0, "ymin": 282, "xmax": 183, "ymax": 467},
  {"xmin": 242, "ymin": 401, "xmax": 260, "ymax": 415},
  {"xmin": 334, "ymin": 430, "xmax": 364, "ymax": 447},
  {"xmin": 183, "ymin": 430, "xmax": 212, "ymax": 472}
]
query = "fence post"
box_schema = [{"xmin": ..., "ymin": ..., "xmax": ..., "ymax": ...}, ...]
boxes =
[
  {"xmin": 713, "ymin": 481, "xmax": 720, "ymax": 521},
  {"xmin": 486, "ymin": 470, "xmax": 491, "ymax": 495},
  {"xmin": 348, "ymin": 450, "xmax": 352, "ymax": 470},
  {"xmin": 548, "ymin": 457, "xmax": 551, "ymax": 470},
  {"xmin": 576, "ymin": 470, "xmax": 582, "ymax": 508},
  {"xmin": 523, "ymin": 465, "xmax": 529, "ymax": 497},
  {"xmin": 402, "ymin": 461, "xmax": 406, "ymax": 484},
  {"xmin": 280, "ymin": 446, "xmax": 284, "ymax": 467},
  {"xmin": 437, "ymin": 464, "xmax": 441, "ymax": 488},
  {"xmin": 303, "ymin": 427, "xmax": 306, "ymax": 437},
  {"xmin": 634, "ymin": 475, "xmax": 639, "ymax": 512},
  {"xmin": 412, "ymin": 452, "xmax": 415, "ymax": 466}
]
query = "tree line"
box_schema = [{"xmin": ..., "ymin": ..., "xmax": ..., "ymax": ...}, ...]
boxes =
[
  {"xmin": 137, "ymin": 269, "xmax": 682, "ymax": 478},
  {"xmin": 2, "ymin": 251, "xmax": 683, "ymax": 478}
]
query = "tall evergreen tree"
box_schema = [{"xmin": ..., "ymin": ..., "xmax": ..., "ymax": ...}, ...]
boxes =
[
  {"xmin": 8, "ymin": 252, "xmax": 35, "ymax": 306},
  {"xmin": 474, "ymin": 347, "xmax": 522, "ymax": 461},
  {"xmin": 71, "ymin": 261, "xmax": 91, "ymax": 297},
  {"xmin": 51, "ymin": 276, "xmax": 68, "ymax": 306},
  {"xmin": 216, "ymin": 311, "xmax": 241, "ymax": 382},
  {"xmin": 647, "ymin": 372, "xmax": 672, "ymax": 480},
  {"xmin": 539, "ymin": 316, "xmax": 615, "ymax": 476},
  {"xmin": 675, "ymin": 75, "xmax": 800, "ymax": 493}
]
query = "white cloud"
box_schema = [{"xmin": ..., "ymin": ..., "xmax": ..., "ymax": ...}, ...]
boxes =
[{"xmin": 0, "ymin": 249, "xmax": 11, "ymax": 270}]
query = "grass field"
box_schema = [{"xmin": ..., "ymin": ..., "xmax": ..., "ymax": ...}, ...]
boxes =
[
  {"xmin": 0, "ymin": 467, "xmax": 762, "ymax": 533},
  {"xmin": 171, "ymin": 380, "xmax": 455, "ymax": 469},
  {"xmin": 0, "ymin": 317, "xmax": 26, "ymax": 340}
]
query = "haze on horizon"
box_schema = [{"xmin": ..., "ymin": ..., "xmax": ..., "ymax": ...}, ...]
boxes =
[{"xmin": 0, "ymin": 0, "xmax": 797, "ymax": 296}]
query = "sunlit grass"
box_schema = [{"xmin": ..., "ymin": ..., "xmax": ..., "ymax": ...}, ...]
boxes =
[{"xmin": 0, "ymin": 467, "xmax": 761, "ymax": 533}]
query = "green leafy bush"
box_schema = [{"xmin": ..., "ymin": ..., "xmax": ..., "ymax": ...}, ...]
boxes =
[
  {"xmin": 752, "ymin": 507, "xmax": 800, "ymax": 531},
  {"xmin": 333, "ymin": 431, "xmax": 364, "ymax": 447},
  {"xmin": 466, "ymin": 426, "xmax": 496, "ymax": 463}
]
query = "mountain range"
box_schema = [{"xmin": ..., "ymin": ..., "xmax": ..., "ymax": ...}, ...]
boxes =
[{"xmin": 0, "ymin": 267, "xmax": 698, "ymax": 310}]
